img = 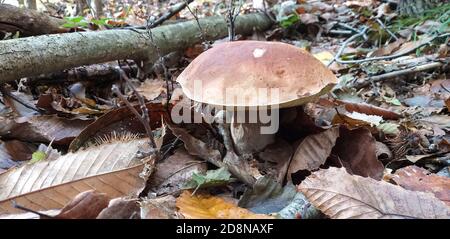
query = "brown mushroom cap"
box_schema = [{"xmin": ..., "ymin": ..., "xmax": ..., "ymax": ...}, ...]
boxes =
[{"xmin": 177, "ymin": 40, "xmax": 338, "ymax": 108}]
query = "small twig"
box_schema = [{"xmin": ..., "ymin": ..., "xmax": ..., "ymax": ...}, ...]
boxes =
[
  {"xmin": 226, "ymin": 0, "xmax": 243, "ymax": 41},
  {"xmin": 327, "ymin": 26, "xmax": 369, "ymax": 67},
  {"xmin": 145, "ymin": 22, "xmax": 172, "ymax": 111},
  {"xmin": 148, "ymin": 0, "xmax": 194, "ymax": 28},
  {"xmin": 334, "ymin": 33, "xmax": 450, "ymax": 65},
  {"xmin": 329, "ymin": 30, "xmax": 353, "ymax": 35},
  {"xmin": 354, "ymin": 61, "xmax": 444, "ymax": 89},
  {"xmin": 12, "ymin": 201, "xmax": 55, "ymax": 219},
  {"xmin": 111, "ymin": 72, "xmax": 156, "ymax": 149},
  {"xmin": 376, "ymin": 18, "xmax": 398, "ymax": 41},
  {"xmin": 161, "ymin": 136, "xmax": 181, "ymax": 159},
  {"xmin": 337, "ymin": 23, "xmax": 368, "ymax": 40},
  {"xmin": 0, "ymin": 85, "xmax": 46, "ymax": 114},
  {"xmin": 182, "ymin": 0, "xmax": 208, "ymax": 45}
]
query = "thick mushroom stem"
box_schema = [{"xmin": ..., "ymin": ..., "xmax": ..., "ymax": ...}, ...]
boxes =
[{"xmin": 230, "ymin": 110, "xmax": 276, "ymax": 155}]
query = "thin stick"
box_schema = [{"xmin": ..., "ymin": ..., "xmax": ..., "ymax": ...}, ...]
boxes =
[
  {"xmin": 354, "ymin": 61, "xmax": 444, "ymax": 89},
  {"xmin": 111, "ymin": 76, "xmax": 156, "ymax": 149},
  {"xmin": 12, "ymin": 200, "xmax": 55, "ymax": 219},
  {"xmin": 182, "ymin": 0, "xmax": 208, "ymax": 45},
  {"xmin": 376, "ymin": 18, "xmax": 398, "ymax": 41},
  {"xmin": 147, "ymin": 0, "xmax": 194, "ymax": 28},
  {"xmin": 0, "ymin": 86, "xmax": 45, "ymax": 114},
  {"xmin": 327, "ymin": 26, "xmax": 369, "ymax": 67}
]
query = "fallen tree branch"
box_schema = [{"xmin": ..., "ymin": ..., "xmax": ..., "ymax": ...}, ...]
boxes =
[
  {"xmin": 24, "ymin": 63, "xmax": 137, "ymax": 85},
  {"xmin": 0, "ymin": 13, "xmax": 272, "ymax": 83},
  {"xmin": 0, "ymin": 4, "xmax": 67, "ymax": 36},
  {"xmin": 354, "ymin": 61, "xmax": 446, "ymax": 89}
]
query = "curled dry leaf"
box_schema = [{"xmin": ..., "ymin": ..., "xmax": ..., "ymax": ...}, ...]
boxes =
[
  {"xmin": 287, "ymin": 127, "xmax": 340, "ymax": 178},
  {"xmin": 0, "ymin": 138, "xmax": 153, "ymax": 214},
  {"xmin": 299, "ymin": 167, "xmax": 450, "ymax": 219},
  {"xmin": 330, "ymin": 127, "xmax": 384, "ymax": 180},
  {"xmin": 390, "ymin": 165, "xmax": 450, "ymax": 206},
  {"xmin": 97, "ymin": 197, "xmax": 140, "ymax": 219},
  {"xmin": 176, "ymin": 191, "xmax": 274, "ymax": 219},
  {"xmin": 57, "ymin": 190, "xmax": 110, "ymax": 219},
  {"xmin": 0, "ymin": 115, "xmax": 92, "ymax": 145},
  {"xmin": 168, "ymin": 124, "xmax": 222, "ymax": 165}
]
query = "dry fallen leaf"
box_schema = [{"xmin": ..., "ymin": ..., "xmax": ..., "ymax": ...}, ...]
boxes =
[
  {"xmin": 97, "ymin": 197, "xmax": 140, "ymax": 219},
  {"xmin": 140, "ymin": 195, "xmax": 180, "ymax": 219},
  {"xmin": 0, "ymin": 115, "xmax": 92, "ymax": 145},
  {"xmin": 287, "ymin": 127, "xmax": 340, "ymax": 178},
  {"xmin": 390, "ymin": 165, "xmax": 450, "ymax": 206},
  {"xmin": 0, "ymin": 138, "xmax": 154, "ymax": 214},
  {"xmin": 136, "ymin": 80, "xmax": 167, "ymax": 101},
  {"xmin": 149, "ymin": 148, "xmax": 207, "ymax": 195},
  {"xmin": 57, "ymin": 190, "xmax": 110, "ymax": 219},
  {"xmin": 330, "ymin": 127, "xmax": 384, "ymax": 180},
  {"xmin": 299, "ymin": 167, "xmax": 450, "ymax": 219},
  {"xmin": 176, "ymin": 191, "xmax": 274, "ymax": 219}
]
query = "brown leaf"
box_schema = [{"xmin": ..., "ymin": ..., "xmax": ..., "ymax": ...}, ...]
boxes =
[
  {"xmin": 57, "ymin": 190, "xmax": 110, "ymax": 219},
  {"xmin": 391, "ymin": 165, "xmax": 450, "ymax": 206},
  {"xmin": 299, "ymin": 167, "xmax": 450, "ymax": 219},
  {"xmin": 69, "ymin": 102, "xmax": 169, "ymax": 151},
  {"xmin": 140, "ymin": 195, "xmax": 180, "ymax": 219},
  {"xmin": 149, "ymin": 148, "xmax": 207, "ymax": 195},
  {"xmin": 136, "ymin": 80, "xmax": 167, "ymax": 101},
  {"xmin": 288, "ymin": 127, "xmax": 340, "ymax": 178},
  {"xmin": 168, "ymin": 124, "xmax": 222, "ymax": 165},
  {"xmin": 0, "ymin": 115, "xmax": 92, "ymax": 145},
  {"xmin": 97, "ymin": 197, "xmax": 140, "ymax": 219},
  {"xmin": 330, "ymin": 127, "xmax": 384, "ymax": 180},
  {"xmin": 176, "ymin": 191, "xmax": 274, "ymax": 219},
  {"xmin": 0, "ymin": 139, "xmax": 154, "ymax": 214},
  {"xmin": 258, "ymin": 140, "xmax": 293, "ymax": 183},
  {"xmin": 371, "ymin": 38, "xmax": 405, "ymax": 57}
]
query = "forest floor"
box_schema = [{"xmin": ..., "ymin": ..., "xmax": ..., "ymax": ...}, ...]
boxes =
[{"xmin": 0, "ymin": 0, "xmax": 449, "ymax": 219}]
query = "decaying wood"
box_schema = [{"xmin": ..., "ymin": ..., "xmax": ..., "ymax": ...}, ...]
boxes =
[
  {"xmin": 0, "ymin": 4, "xmax": 67, "ymax": 37},
  {"xmin": 0, "ymin": 13, "xmax": 272, "ymax": 83}
]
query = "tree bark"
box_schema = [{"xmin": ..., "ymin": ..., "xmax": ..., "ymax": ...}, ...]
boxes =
[
  {"xmin": 0, "ymin": 4, "xmax": 67, "ymax": 37},
  {"xmin": 0, "ymin": 13, "xmax": 272, "ymax": 83}
]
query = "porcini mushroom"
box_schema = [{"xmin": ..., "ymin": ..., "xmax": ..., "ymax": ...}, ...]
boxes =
[{"xmin": 176, "ymin": 40, "xmax": 338, "ymax": 155}]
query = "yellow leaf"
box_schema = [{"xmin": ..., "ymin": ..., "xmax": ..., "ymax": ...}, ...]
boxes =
[
  {"xmin": 176, "ymin": 191, "xmax": 274, "ymax": 219},
  {"xmin": 313, "ymin": 51, "xmax": 334, "ymax": 65}
]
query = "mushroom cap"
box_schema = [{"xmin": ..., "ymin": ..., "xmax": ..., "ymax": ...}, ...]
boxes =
[{"xmin": 177, "ymin": 40, "xmax": 338, "ymax": 108}]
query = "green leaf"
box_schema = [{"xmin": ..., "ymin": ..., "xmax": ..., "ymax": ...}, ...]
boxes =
[
  {"xmin": 62, "ymin": 22, "xmax": 77, "ymax": 28},
  {"xmin": 377, "ymin": 122, "xmax": 400, "ymax": 135},
  {"xmin": 383, "ymin": 96, "xmax": 402, "ymax": 106},
  {"xmin": 30, "ymin": 151, "xmax": 47, "ymax": 163},
  {"xmin": 184, "ymin": 167, "xmax": 231, "ymax": 191},
  {"xmin": 279, "ymin": 14, "xmax": 300, "ymax": 28},
  {"xmin": 65, "ymin": 16, "xmax": 84, "ymax": 23}
]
